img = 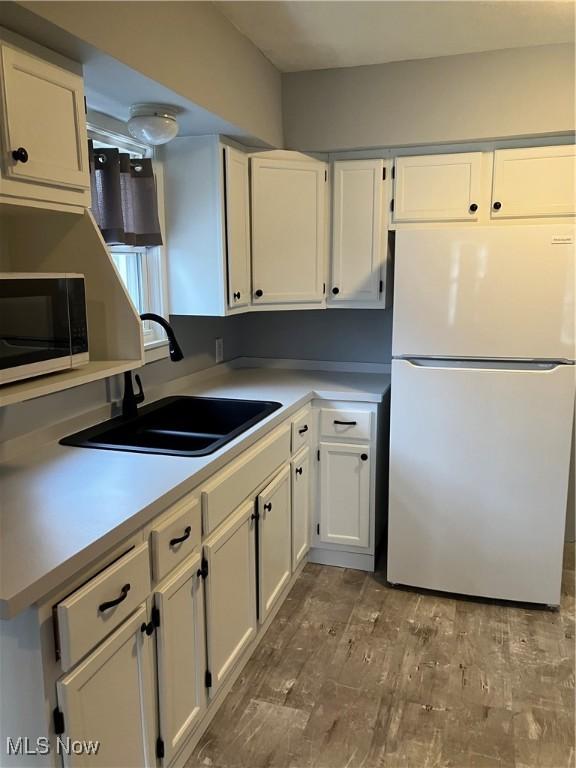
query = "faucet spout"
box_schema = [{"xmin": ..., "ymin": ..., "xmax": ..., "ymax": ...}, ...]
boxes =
[{"xmin": 140, "ymin": 313, "xmax": 184, "ymax": 361}]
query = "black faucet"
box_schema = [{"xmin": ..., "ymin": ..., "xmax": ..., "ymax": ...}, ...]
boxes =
[{"xmin": 122, "ymin": 313, "xmax": 184, "ymax": 419}]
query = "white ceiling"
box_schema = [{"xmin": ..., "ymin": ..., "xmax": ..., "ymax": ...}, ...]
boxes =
[{"xmin": 216, "ymin": 1, "xmax": 575, "ymax": 73}]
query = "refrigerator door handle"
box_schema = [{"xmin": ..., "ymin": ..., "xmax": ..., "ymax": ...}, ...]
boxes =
[{"xmin": 399, "ymin": 358, "xmax": 572, "ymax": 372}]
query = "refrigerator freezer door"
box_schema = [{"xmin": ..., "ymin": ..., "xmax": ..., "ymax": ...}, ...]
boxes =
[
  {"xmin": 387, "ymin": 359, "xmax": 575, "ymax": 604},
  {"xmin": 392, "ymin": 226, "xmax": 575, "ymax": 361}
]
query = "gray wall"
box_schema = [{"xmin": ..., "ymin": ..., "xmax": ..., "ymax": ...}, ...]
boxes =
[
  {"xmin": 0, "ymin": 309, "xmax": 391, "ymax": 444},
  {"xmin": 283, "ymin": 43, "xmax": 575, "ymax": 151},
  {"xmin": 231, "ymin": 309, "xmax": 393, "ymax": 364},
  {"xmin": 9, "ymin": 1, "xmax": 283, "ymax": 147}
]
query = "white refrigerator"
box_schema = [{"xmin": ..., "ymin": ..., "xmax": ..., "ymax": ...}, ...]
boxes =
[{"xmin": 388, "ymin": 225, "xmax": 575, "ymax": 605}]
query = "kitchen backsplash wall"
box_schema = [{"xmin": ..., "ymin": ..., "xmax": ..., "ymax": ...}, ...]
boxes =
[{"xmin": 0, "ymin": 309, "xmax": 392, "ymax": 444}]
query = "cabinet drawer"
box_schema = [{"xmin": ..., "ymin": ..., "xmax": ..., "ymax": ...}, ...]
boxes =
[
  {"xmin": 320, "ymin": 408, "xmax": 373, "ymax": 441},
  {"xmin": 202, "ymin": 424, "xmax": 291, "ymax": 534},
  {"xmin": 151, "ymin": 495, "xmax": 202, "ymax": 583},
  {"xmin": 56, "ymin": 542, "xmax": 151, "ymax": 671},
  {"xmin": 291, "ymin": 407, "xmax": 312, "ymax": 453}
]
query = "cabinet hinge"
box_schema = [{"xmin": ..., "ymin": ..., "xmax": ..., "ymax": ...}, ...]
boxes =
[
  {"xmin": 379, "ymin": 279, "xmax": 383, "ymax": 293},
  {"xmin": 197, "ymin": 557, "xmax": 209, "ymax": 579},
  {"xmin": 324, "ymin": 169, "xmax": 328, "ymax": 182},
  {"xmin": 317, "ymin": 449, "xmax": 320, "ymax": 461},
  {"xmin": 390, "ymin": 199, "xmax": 394, "ymax": 212},
  {"xmin": 53, "ymin": 707, "xmax": 65, "ymax": 736},
  {"xmin": 323, "ymin": 282, "xmax": 326, "ymax": 295},
  {"xmin": 205, "ymin": 670, "xmax": 213, "ymax": 688},
  {"xmin": 382, "ymin": 167, "xmax": 386, "ymax": 181},
  {"xmin": 152, "ymin": 605, "xmax": 160, "ymax": 628},
  {"xmin": 316, "ymin": 524, "xmax": 320, "ymax": 535},
  {"xmin": 392, "ymin": 165, "xmax": 395, "ymax": 179},
  {"xmin": 156, "ymin": 737, "xmax": 165, "ymax": 759}
]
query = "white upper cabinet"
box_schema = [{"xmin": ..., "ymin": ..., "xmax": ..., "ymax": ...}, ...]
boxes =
[
  {"xmin": 251, "ymin": 153, "xmax": 327, "ymax": 306},
  {"xmin": 164, "ymin": 136, "xmax": 252, "ymax": 316},
  {"xmin": 319, "ymin": 442, "xmax": 371, "ymax": 549},
  {"xmin": 56, "ymin": 605, "xmax": 156, "ymax": 768},
  {"xmin": 154, "ymin": 553, "xmax": 207, "ymax": 765},
  {"xmin": 224, "ymin": 146, "xmax": 251, "ymax": 309},
  {"xmin": 257, "ymin": 464, "xmax": 292, "ymax": 623},
  {"xmin": 393, "ymin": 152, "xmax": 483, "ymax": 223},
  {"xmin": 491, "ymin": 145, "xmax": 576, "ymax": 219},
  {"xmin": 330, "ymin": 159, "xmax": 389, "ymax": 307},
  {"xmin": 0, "ymin": 41, "xmax": 90, "ymax": 208}
]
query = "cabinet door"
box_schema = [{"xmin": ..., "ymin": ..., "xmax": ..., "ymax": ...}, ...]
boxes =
[
  {"xmin": 331, "ymin": 160, "xmax": 386, "ymax": 304},
  {"xmin": 0, "ymin": 45, "xmax": 90, "ymax": 190},
  {"xmin": 393, "ymin": 152, "xmax": 482, "ymax": 222},
  {"xmin": 491, "ymin": 145, "xmax": 576, "ymax": 219},
  {"xmin": 154, "ymin": 553, "xmax": 206, "ymax": 765},
  {"xmin": 56, "ymin": 604, "xmax": 156, "ymax": 768},
  {"xmin": 319, "ymin": 442, "xmax": 370, "ymax": 549},
  {"xmin": 257, "ymin": 464, "xmax": 292, "ymax": 622},
  {"xmin": 251, "ymin": 156, "xmax": 326, "ymax": 305},
  {"xmin": 224, "ymin": 146, "xmax": 251, "ymax": 309},
  {"xmin": 203, "ymin": 500, "xmax": 257, "ymax": 696},
  {"xmin": 291, "ymin": 448, "xmax": 311, "ymax": 570}
]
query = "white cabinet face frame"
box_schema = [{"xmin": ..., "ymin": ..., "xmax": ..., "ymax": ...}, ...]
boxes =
[
  {"xmin": 291, "ymin": 447, "xmax": 311, "ymax": 571},
  {"xmin": 224, "ymin": 145, "xmax": 251, "ymax": 309},
  {"xmin": 203, "ymin": 500, "xmax": 257, "ymax": 696},
  {"xmin": 0, "ymin": 44, "xmax": 90, "ymax": 191},
  {"xmin": 331, "ymin": 159, "xmax": 387, "ymax": 304},
  {"xmin": 393, "ymin": 152, "xmax": 483, "ymax": 223},
  {"xmin": 154, "ymin": 553, "xmax": 207, "ymax": 765},
  {"xmin": 56, "ymin": 603, "xmax": 156, "ymax": 768},
  {"xmin": 491, "ymin": 145, "xmax": 576, "ymax": 219},
  {"xmin": 251, "ymin": 156, "xmax": 327, "ymax": 306},
  {"xmin": 319, "ymin": 442, "xmax": 371, "ymax": 549},
  {"xmin": 257, "ymin": 464, "xmax": 292, "ymax": 623}
]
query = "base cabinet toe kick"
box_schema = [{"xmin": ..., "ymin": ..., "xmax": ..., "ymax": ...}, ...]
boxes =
[{"xmin": 0, "ymin": 392, "xmax": 388, "ymax": 767}]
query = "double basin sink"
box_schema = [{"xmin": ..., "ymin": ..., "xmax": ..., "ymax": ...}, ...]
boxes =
[{"xmin": 61, "ymin": 396, "xmax": 282, "ymax": 457}]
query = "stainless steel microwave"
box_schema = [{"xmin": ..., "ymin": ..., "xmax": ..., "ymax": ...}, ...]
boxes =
[{"xmin": 0, "ymin": 274, "xmax": 89, "ymax": 386}]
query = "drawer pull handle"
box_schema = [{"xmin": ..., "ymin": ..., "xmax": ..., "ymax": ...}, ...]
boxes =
[
  {"xmin": 334, "ymin": 420, "xmax": 357, "ymax": 426},
  {"xmin": 99, "ymin": 584, "xmax": 130, "ymax": 612},
  {"xmin": 298, "ymin": 425, "xmax": 309, "ymax": 435},
  {"xmin": 263, "ymin": 502, "xmax": 272, "ymax": 512},
  {"xmin": 295, "ymin": 467, "xmax": 303, "ymax": 476},
  {"xmin": 169, "ymin": 526, "xmax": 192, "ymax": 547}
]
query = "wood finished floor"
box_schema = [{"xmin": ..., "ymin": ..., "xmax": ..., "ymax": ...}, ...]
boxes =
[{"xmin": 187, "ymin": 545, "xmax": 575, "ymax": 768}]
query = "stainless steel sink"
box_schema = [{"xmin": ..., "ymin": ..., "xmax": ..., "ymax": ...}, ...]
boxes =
[{"xmin": 60, "ymin": 396, "xmax": 282, "ymax": 456}]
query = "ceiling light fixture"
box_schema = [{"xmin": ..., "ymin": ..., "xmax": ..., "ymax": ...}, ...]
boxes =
[{"xmin": 127, "ymin": 103, "xmax": 180, "ymax": 146}]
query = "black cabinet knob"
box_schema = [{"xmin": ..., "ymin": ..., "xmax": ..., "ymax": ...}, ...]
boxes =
[
  {"xmin": 295, "ymin": 467, "xmax": 303, "ymax": 476},
  {"xmin": 361, "ymin": 453, "xmax": 368, "ymax": 461},
  {"xmin": 493, "ymin": 201, "xmax": 502, "ymax": 210},
  {"xmin": 233, "ymin": 291, "xmax": 241, "ymax": 301},
  {"xmin": 263, "ymin": 502, "xmax": 272, "ymax": 512},
  {"xmin": 332, "ymin": 287, "xmax": 340, "ymax": 295},
  {"xmin": 469, "ymin": 203, "xmax": 478, "ymax": 213},
  {"xmin": 11, "ymin": 147, "xmax": 28, "ymax": 163},
  {"xmin": 255, "ymin": 289, "xmax": 263, "ymax": 298}
]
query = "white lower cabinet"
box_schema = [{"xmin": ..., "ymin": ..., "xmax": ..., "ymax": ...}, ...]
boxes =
[
  {"xmin": 154, "ymin": 553, "xmax": 206, "ymax": 765},
  {"xmin": 257, "ymin": 465, "xmax": 292, "ymax": 623},
  {"xmin": 291, "ymin": 448, "xmax": 311, "ymax": 570},
  {"xmin": 56, "ymin": 603, "xmax": 156, "ymax": 767},
  {"xmin": 319, "ymin": 442, "xmax": 371, "ymax": 549},
  {"xmin": 203, "ymin": 500, "xmax": 257, "ymax": 697}
]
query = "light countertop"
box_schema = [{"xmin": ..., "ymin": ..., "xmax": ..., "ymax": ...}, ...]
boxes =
[{"xmin": 0, "ymin": 366, "xmax": 390, "ymax": 619}]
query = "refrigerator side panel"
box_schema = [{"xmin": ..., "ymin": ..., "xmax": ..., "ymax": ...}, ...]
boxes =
[
  {"xmin": 387, "ymin": 359, "xmax": 575, "ymax": 604},
  {"xmin": 392, "ymin": 225, "xmax": 575, "ymax": 361}
]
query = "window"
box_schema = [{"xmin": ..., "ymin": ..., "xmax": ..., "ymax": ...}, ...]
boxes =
[{"xmin": 88, "ymin": 120, "xmax": 169, "ymax": 359}]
